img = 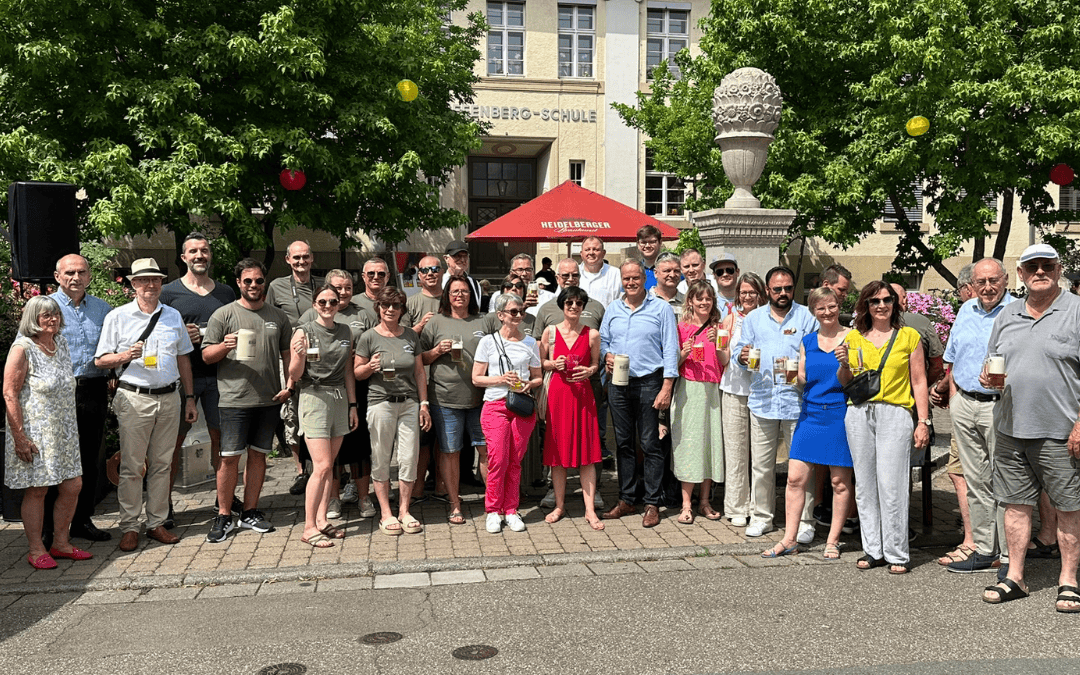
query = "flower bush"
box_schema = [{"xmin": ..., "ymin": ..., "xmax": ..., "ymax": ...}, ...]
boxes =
[{"xmin": 905, "ymin": 291, "xmax": 957, "ymax": 345}]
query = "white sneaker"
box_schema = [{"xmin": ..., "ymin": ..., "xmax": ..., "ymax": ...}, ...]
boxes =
[
  {"xmin": 327, "ymin": 499, "xmax": 342, "ymax": 520},
  {"xmin": 359, "ymin": 497, "xmax": 376, "ymax": 519},
  {"xmin": 540, "ymin": 489, "xmax": 556, "ymax": 508},
  {"xmin": 486, "ymin": 512, "xmax": 503, "ymax": 534},
  {"xmin": 593, "ymin": 492, "xmax": 605, "ymax": 510},
  {"xmin": 745, "ymin": 521, "xmax": 773, "ymax": 537},
  {"xmin": 341, "ymin": 482, "xmax": 359, "ymax": 504},
  {"xmin": 796, "ymin": 522, "xmax": 816, "ymax": 545},
  {"xmin": 505, "ymin": 512, "xmax": 526, "ymax": 532},
  {"xmin": 729, "ymin": 516, "xmax": 749, "ymax": 528}
]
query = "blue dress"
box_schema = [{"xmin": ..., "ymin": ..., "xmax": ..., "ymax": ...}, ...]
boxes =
[{"xmin": 789, "ymin": 332, "xmax": 853, "ymax": 467}]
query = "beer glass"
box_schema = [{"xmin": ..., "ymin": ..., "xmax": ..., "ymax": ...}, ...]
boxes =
[
  {"xmin": 986, "ymin": 353, "xmax": 1005, "ymax": 390},
  {"xmin": 451, "ymin": 335, "xmax": 463, "ymax": 363}
]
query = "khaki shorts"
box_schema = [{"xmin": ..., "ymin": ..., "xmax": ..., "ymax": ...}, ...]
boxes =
[
  {"xmin": 946, "ymin": 436, "xmax": 964, "ymax": 475},
  {"xmin": 299, "ymin": 386, "xmax": 350, "ymax": 439}
]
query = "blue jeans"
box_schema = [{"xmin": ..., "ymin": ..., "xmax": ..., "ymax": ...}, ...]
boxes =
[{"xmin": 609, "ymin": 369, "xmax": 664, "ymax": 506}]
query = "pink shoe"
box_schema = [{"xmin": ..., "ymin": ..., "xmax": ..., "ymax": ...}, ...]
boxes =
[
  {"xmin": 28, "ymin": 552, "xmax": 57, "ymax": 570},
  {"xmin": 49, "ymin": 546, "xmax": 94, "ymax": 561}
]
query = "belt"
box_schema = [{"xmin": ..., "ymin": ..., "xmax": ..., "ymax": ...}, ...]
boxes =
[
  {"xmin": 385, "ymin": 395, "xmax": 411, "ymax": 403},
  {"xmin": 960, "ymin": 388, "xmax": 1000, "ymax": 403},
  {"xmin": 118, "ymin": 381, "xmax": 178, "ymax": 396}
]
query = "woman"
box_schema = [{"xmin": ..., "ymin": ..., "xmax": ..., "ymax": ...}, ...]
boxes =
[
  {"xmin": 480, "ymin": 276, "xmax": 535, "ymax": 337},
  {"xmin": 355, "ymin": 287, "xmax": 432, "ymax": 536},
  {"xmin": 539, "ymin": 286, "xmax": 603, "ymax": 529},
  {"xmin": 762, "ymin": 287, "xmax": 855, "ymax": 559},
  {"xmin": 289, "ymin": 285, "xmax": 359, "ymax": 548},
  {"xmin": 421, "ymin": 274, "xmax": 486, "ymax": 525},
  {"xmin": 838, "ymin": 281, "xmax": 929, "ymax": 574},
  {"xmin": 3, "ymin": 295, "xmax": 92, "ymax": 569},
  {"xmin": 719, "ymin": 272, "xmax": 767, "ymax": 527},
  {"xmin": 472, "ymin": 293, "xmax": 541, "ymax": 534},
  {"xmin": 673, "ymin": 280, "xmax": 728, "ymax": 524}
]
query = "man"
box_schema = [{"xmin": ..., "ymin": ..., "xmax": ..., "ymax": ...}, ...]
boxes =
[
  {"xmin": 487, "ymin": 253, "xmax": 553, "ymax": 314},
  {"xmin": 356, "ymin": 257, "xmax": 409, "ymax": 326},
  {"xmin": 820, "ymin": 264, "xmax": 852, "ymax": 298},
  {"xmin": 160, "ymin": 232, "xmax": 237, "ymax": 528},
  {"xmin": 677, "ymin": 249, "xmax": 718, "ymax": 296},
  {"xmin": 711, "ymin": 254, "xmax": 740, "ymax": 314},
  {"xmin": 578, "ymin": 236, "xmax": 623, "ymax": 308},
  {"xmin": 94, "ymin": 258, "xmax": 197, "ymax": 551},
  {"xmin": 732, "ymin": 266, "xmax": 819, "ymax": 539},
  {"xmin": 599, "ymin": 260, "xmax": 679, "ymax": 528},
  {"xmin": 650, "ymin": 252, "xmax": 685, "ymax": 317},
  {"xmin": 891, "ymin": 283, "xmax": 946, "ymax": 385},
  {"xmin": 48, "ymin": 254, "xmax": 113, "ymax": 542},
  {"xmin": 266, "ymin": 240, "xmax": 322, "ymax": 494},
  {"xmin": 930, "ymin": 259, "xmax": 1013, "ymax": 574},
  {"xmin": 443, "ymin": 240, "xmax": 482, "ymax": 299},
  {"xmin": 536, "ymin": 256, "xmax": 557, "ymax": 289},
  {"xmin": 201, "ymin": 259, "xmax": 292, "ymax": 542},
  {"xmin": 407, "ymin": 255, "xmax": 444, "ymax": 334},
  {"xmin": 981, "ymin": 244, "xmax": 1080, "ymax": 612},
  {"xmin": 636, "ymin": 225, "xmax": 662, "ymax": 290}
]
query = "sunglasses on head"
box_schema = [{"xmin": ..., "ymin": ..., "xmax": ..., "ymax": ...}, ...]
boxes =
[
  {"xmin": 868, "ymin": 296, "xmax": 895, "ymax": 306},
  {"xmin": 365, "ymin": 271, "xmax": 387, "ymax": 279},
  {"xmin": 500, "ymin": 308, "xmax": 525, "ymax": 317},
  {"xmin": 241, "ymin": 277, "xmax": 266, "ymax": 285},
  {"xmin": 316, "ymin": 298, "xmax": 339, "ymax": 307},
  {"xmin": 418, "ymin": 266, "xmax": 441, "ymax": 274}
]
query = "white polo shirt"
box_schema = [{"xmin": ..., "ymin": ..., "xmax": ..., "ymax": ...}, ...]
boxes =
[
  {"xmin": 579, "ymin": 263, "xmax": 623, "ymax": 308},
  {"xmin": 95, "ymin": 300, "xmax": 194, "ymax": 388}
]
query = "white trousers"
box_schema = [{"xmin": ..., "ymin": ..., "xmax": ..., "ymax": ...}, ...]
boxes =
[{"xmin": 846, "ymin": 402, "xmax": 912, "ymax": 564}]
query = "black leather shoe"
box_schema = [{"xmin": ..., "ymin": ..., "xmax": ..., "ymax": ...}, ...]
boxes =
[
  {"xmin": 70, "ymin": 522, "xmax": 112, "ymax": 542},
  {"xmin": 289, "ymin": 472, "xmax": 310, "ymax": 495}
]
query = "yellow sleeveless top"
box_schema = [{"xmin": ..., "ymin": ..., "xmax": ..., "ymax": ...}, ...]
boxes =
[{"xmin": 844, "ymin": 327, "xmax": 920, "ymax": 409}]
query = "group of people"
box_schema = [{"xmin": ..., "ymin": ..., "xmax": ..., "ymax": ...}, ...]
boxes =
[{"xmin": 5, "ymin": 228, "xmax": 1080, "ymax": 614}]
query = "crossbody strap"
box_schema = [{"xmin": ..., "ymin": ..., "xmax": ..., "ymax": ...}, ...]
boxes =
[
  {"xmin": 874, "ymin": 330, "xmax": 899, "ymax": 374},
  {"xmin": 116, "ymin": 309, "xmax": 162, "ymax": 379}
]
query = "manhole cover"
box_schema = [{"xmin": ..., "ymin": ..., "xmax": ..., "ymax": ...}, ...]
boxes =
[
  {"xmin": 360, "ymin": 632, "xmax": 404, "ymax": 645},
  {"xmin": 256, "ymin": 664, "xmax": 307, "ymax": 675},
  {"xmin": 452, "ymin": 645, "xmax": 499, "ymax": 661}
]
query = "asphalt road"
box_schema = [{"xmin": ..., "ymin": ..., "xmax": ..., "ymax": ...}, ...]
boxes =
[{"xmin": 1, "ymin": 547, "xmax": 1077, "ymax": 675}]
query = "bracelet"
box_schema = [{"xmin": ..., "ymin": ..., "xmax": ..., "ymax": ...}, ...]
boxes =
[
  {"xmin": 348, "ymin": 402, "xmax": 357, "ymax": 409},
  {"xmin": 185, "ymin": 394, "xmax": 195, "ymax": 400},
  {"xmin": 420, "ymin": 400, "xmax": 430, "ymax": 407}
]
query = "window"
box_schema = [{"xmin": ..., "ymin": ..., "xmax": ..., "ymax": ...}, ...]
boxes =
[
  {"xmin": 487, "ymin": 2, "xmax": 524, "ymax": 76},
  {"xmin": 645, "ymin": 149, "xmax": 686, "ymax": 216},
  {"xmin": 569, "ymin": 160, "xmax": 584, "ymax": 186},
  {"xmin": 646, "ymin": 8, "xmax": 688, "ymax": 79},
  {"xmin": 1061, "ymin": 185, "xmax": 1080, "ymax": 212},
  {"xmin": 883, "ymin": 181, "xmax": 924, "ymax": 223},
  {"xmin": 469, "ymin": 159, "xmax": 535, "ymax": 199},
  {"xmin": 558, "ymin": 5, "xmax": 594, "ymax": 78}
]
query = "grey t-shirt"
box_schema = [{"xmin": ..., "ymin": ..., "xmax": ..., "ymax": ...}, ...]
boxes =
[
  {"xmin": 480, "ymin": 311, "xmax": 535, "ymax": 337},
  {"xmin": 407, "ymin": 292, "xmax": 443, "ymax": 328},
  {"xmin": 266, "ymin": 275, "xmax": 322, "ymax": 329},
  {"xmin": 355, "ymin": 327, "xmax": 422, "ymax": 404},
  {"xmin": 988, "ymin": 290, "xmax": 1080, "ymax": 440},
  {"xmin": 419, "ymin": 314, "xmax": 485, "ymax": 409},
  {"xmin": 204, "ymin": 302, "xmax": 291, "ymax": 407},
  {"xmin": 354, "ymin": 293, "xmax": 413, "ymax": 328},
  {"xmin": 532, "ymin": 294, "xmax": 605, "ymax": 343},
  {"xmin": 299, "ymin": 303, "xmax": 371, "ymax": 341},
  {"xmin": 298, "ymin": 320, "xmax": 353, "ymax": 388}
]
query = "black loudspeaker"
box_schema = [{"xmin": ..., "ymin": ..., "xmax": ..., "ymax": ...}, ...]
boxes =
[{"xmin": 7, "ymin": 181, "xmax": 79, "ymax": 281}]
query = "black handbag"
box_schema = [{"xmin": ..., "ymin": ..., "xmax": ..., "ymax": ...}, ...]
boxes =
[
  {"xmin": 842, "ymin": 330, "xmax": 897, "ymax": 405},
  {"xmin": 493, "ymin": 333, "xmax": 535, "ymax": 418}
]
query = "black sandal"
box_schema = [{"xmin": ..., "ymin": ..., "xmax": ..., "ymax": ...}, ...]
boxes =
[
  {"xmin": 1056, "ymin": 585, "xmax": 1080, "ymax": 613},
  {"xmin": 856, "ymin": 554, "xmax": 886, "ymax": 570},
  {"xmin": 983, "ymin": 578, "xmax": 1029, "ymax": 604},
  {"xmin": 887, "ymin": 563, "xmax": 910, "ymax": 575},
  {"xmin": 1028, "ymin": 536, "xmax": 1060, "ymax": 559}
]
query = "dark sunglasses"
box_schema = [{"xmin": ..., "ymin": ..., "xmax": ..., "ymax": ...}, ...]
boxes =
[
  {"xmin": 770, "ymin": 285, "xmax": 794, "ymax": 294},
  {"xmin": 868, "ymin": 296, "xmax": 895, "ymax": 306},
  {"xmin": 380, "ymin": 302, "xmax": 404, "ymax": 311},
  {"xmin": 500, "ymin": 308, "xmax": 525, "ymax": 317},
  {"xmin": 316, "ymin": 298, "xmax": 339, "ymax": 307},
  {"xmin": 1022, "ymin": 261, "xmax": 1057, "ymax": 274},
  {"xmin": 365, "ymin": 271, "xmax": 388, "ymax": 279},
  {"xmin": 714, "ymin": 267, "xmax": 736, "ymax": 276},
  {"xmin": 418, "ymin": 265, "xmax": 441, "ymax": 274},
  {"xmin": 505, "ymin": 283, "xmax": 526, "ymax": 290},
  {"xmin": 241, "ymin": 278, "xmax": 266, "ymax": 285},
  {"xmin": 564, "ymin": 299, "xmax": 585, "ymax": 308}
]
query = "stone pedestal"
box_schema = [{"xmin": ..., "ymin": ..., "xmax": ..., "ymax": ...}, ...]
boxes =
[{"xmin": 693, "ymin": 207, "xmax": 797, "ymax": 276}]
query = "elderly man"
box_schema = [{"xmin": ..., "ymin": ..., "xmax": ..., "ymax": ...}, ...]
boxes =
[
  {"xmin": 600, "ymin": 260, "xmax": 679, "ymax": 527},
  {"xmin": 578, "ymin": 236, "xmax": 623, "ymax": 308},
  {"xmin": 443, "ymin": 240, "xmax": 482, "ymax": 299},
  {"xmin": 160, "ymin": 231, "xmax": 236, "ymax": 528},
  {"xmin": 47, "ymin": 254, "xmax": 113, "ymax": 542},
  {"xmin": 677, "ymin": 249, "xmax": 718, "ymax": 296},
  {"xmin": 407, "ymin": 255, "xmax": 444, "ymax": 334},
  {"xmin": 981, "ymin": 244, "xmax": 1080, "ymax": 612},
  {"xmin": 650, "ymin": 252, "xmax": 685, "ymax": 318},
  {"xmin": 636, "ymin": 225, "xmax": 663, "ymax": 290},
  {"xmin": 356, "ymin": 257, "xmax": 409, "ymax": 326},
  {"xmin": 487, "ymin": 253, "xmax": 553, "ymax": 314},
  {"xmin": 732, "ymin": 266, "xmax": 819, "ymax": 539},
  {"xmin": 94, "ymin": 259, "xmax": 197, "ymax": 551}
]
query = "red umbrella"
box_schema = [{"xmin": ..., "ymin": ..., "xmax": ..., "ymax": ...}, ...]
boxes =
[{"xmin": 465, "ymin": 180, "xmax": 682, "ymax": 243}]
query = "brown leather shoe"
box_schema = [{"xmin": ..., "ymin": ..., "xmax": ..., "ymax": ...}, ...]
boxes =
[
  {"xmin": 146, "ymin": 526, "xmax": 180, "ymax": 545},
  {"xmin": 642, "ymin": 505, "xmax": 661, "ymax": 528},
  {"xmin": 119, "ymin": 531, "xmax": 139, "ymax": 552},
  {"xmin": 602, "ymin": 500, "xmax": 636, "ymax": 520}
]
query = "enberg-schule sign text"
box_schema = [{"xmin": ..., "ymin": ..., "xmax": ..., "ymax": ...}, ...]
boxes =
[{"xmin": 452, "ymin": 103, "xmax": 597, "ymax": 123}]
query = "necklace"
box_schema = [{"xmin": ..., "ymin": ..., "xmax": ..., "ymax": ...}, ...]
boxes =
[{"xmin": 36, "ymin": 339, "xmax": 57, "ymax": 355}]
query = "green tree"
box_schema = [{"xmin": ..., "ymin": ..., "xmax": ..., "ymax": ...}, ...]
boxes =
[
  {"xmin": 615, "ymin": 0, "xmax": 1080, "ymax": 286},
  {"xmin": 0, "ymin": 0, "xmax": 487, "ymax": 266}
]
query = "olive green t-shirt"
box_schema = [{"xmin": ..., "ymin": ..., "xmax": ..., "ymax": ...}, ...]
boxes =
[
  {"xmin": 299, "ymin": 304, "xmax": 371, "ymax": 341},
  {"xmin": 480, "ymin": 311, "xmax": 535, "ymax": 337},
  {"xmin": 297, "ymin": 320, "xmax": 353, "ymax": 388},
  {"xmin": 407, "ymin": 292, "xmax": 443, "ymax": 328},
  {"xmin": 204, "ymin": 302, "xmax": 291, "ymax": 407},
  {"xmin": 354, "ymin": 293, "xmax": 413, "ymax": 328},
  {"xmin": 355, "ymin": 327, "xmax": 422, "ymax": 404},
  {"xmin": 419, "ymin": 314, "xmax": 485, "ymax": 409}
]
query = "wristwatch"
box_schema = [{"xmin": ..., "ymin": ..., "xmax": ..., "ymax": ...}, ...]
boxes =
[
  {"xmin": 920, "ymin": 419, "xmax": 932, "ymax": 426},
  {"xmin": 185, "ymin": 394, "xmax": 195, "ymax": 400}
]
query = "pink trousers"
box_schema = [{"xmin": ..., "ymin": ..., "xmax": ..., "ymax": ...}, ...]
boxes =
[{"xmin": 481, "ymin": 399, "xmax": 536, "ymax": 514}]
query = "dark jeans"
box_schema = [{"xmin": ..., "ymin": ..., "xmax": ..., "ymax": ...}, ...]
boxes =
[
  {"xmin": 45, "ymin": 377, "xmax": 108, "ymax": 531},
  {"xmin": 609, "ymin": 370, "xmax": 665, "ymax": 506}
]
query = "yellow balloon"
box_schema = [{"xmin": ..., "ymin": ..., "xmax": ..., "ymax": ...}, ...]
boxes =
[
  {"xmin": 397, "ymin": 79, "xmax": 419, "ymax": 102},
  {"xmin": 906, "ymin": 116, "xmax": 930, "ymax": 137}
]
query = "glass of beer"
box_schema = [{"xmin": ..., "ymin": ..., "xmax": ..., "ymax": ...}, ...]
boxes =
[
  {"xmin": 305, "ymin": 332, "xmax": 320, "ymax": 363},
  {"xmin": 747, "ymin": 347, "xmax": 761, "ymax": 372},
  {"xmin": 773, "ymin": 357, "xmax": 787, "ymax": 385},
  {"xmin": 142, "ymin": 335, "xmax": 158, "ymax": 369},
  {"xmin": 527, "ymin": 282, "xmax": 538, "ymax": 302},
  {"xmin": 451, "ymin": 335, "xmax": 463, "ymax": 363},
  {"xmin": 691, "ymin": 342, "xmax": 705, "ymax": 362},
  {"xmin": 383, "ymin": 355, "xmax": 397, "ymax": 381},
  {"xmin": 986, "ymin": 353, "xmax": 1005, "ymax": 390},
  {"xmin": 850, "ymin": 346, "xmax": 864, "ymax": 374},
  {"xmin": 716, "ymin": 329, "xmax": 730, "ymax": 350},
  {"xmin": 785, "ymin": 357, "xmax": 799, "ymax": 384}
]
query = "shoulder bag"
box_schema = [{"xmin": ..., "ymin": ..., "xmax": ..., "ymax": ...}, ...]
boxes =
[
  {"xmin": 493, "ymin": 333, "xmax": 535, "ymax": 418},
  {"xmin": 841, "ymin": 330, "xmax": 897, "ymax": 406}
]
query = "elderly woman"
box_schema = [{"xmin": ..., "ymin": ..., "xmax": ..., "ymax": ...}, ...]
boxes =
[
  {"xmin": 289, "ymin": 285, "xmax": 359, "ymax": 547},
  {"xmin": 762, "ymin": 287, "xmax": 855, "ymax": 559},
  {"xmin": 472, "ymin": 292, "xmax": 542, "ymax": 534},
  {"xmin": 3, "ymin": 296, "xmax": 92, "ymax": 569},
  {"xmin": 719, "ymin": 272, "xmax": 767, "ymax": 527},
  {"xmin": 539, "ymin": 286, "xmax": 603, "ymax": 529},
  {"xmin": 838, "ymin": 281, "xmax": 929, "ymax": 574},
  {"xmin": 421, "ymin": 274, "xmax": 486, "ymax": 525},
  {"xmin": 355, "ymin": 287, "xmax": 432, "ymax": 536},
  {"xmin": 673, "ymin": 280, "xmax": 728, "ymax": 524}
]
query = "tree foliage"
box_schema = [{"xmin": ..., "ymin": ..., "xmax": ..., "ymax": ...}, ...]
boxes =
[
  {"xmin": 615, "ymin": 0, "xmax": 1080, "ymax": 285},
  {"xmin": 0, "ymin": 0, "xmax": 487, "ymax": 262}
]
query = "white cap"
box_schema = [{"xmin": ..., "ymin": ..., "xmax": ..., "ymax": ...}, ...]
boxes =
[{"xmin": 1018, "ymin": 244, "xmax": 1059, "ymax": 264}]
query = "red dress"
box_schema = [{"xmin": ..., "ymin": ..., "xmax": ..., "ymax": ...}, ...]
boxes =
[{"xmin": 543, "ymin": 326, "xmax": 602, "ymax": 468}]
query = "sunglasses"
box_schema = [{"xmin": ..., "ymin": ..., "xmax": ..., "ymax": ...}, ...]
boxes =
[
  {"xmin": 450, "ymin": 288, "xmax": 472, "ymax": 296},
  {"xmin": 564, "ymin": 299, "xmax": 585, "ymax": 308},
  {"xmin": 500, "ymin": 308, "xmax": 525, "ymax": 317},
  {"xmin": 241, "ymin": 278, "xmax": 266, "ymax": 285},
  {"xmin": 714, "ymin": 267, "xmax": 736, "ymax": 276},
  {"xmin": 868, "ymin": 296, "xmax": 895, "ymax": 306},
  {"xmin": 418, "ymin": 266, "xmax": 441, "ymax": 274},
  {"xmin": 558, "ymin": 273, "xmax": 580, "ymax": 280},
  {"xmin": 316, "ymin": 298, "xmax": 339, "ymax": 307},
  {"xmin": 380, "ymin": 302, "xmax": 404, "ymax": 311},
  {"xmin": 365, "ymin": 271, "xmax": 388, "ymax": 279},
  {"xmin": 1022, "ymin": 261, "xmax": 1057, "ymax": 274},
  {"xmin": 770, "ymin": 285, "xmax": 794, "ymax": 294},
  {"xmin": 505, "ymin": 283, "xmax": 526, "ymax": 290}
]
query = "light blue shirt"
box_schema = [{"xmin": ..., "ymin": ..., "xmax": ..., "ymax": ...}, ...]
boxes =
[
  {"xmin": 51, "ymin": 290, "xmax": 112, "ymax": 379},
  {"xmin": 943, "ymin": 293, "xmax": 1015, "ymax": 395},
  {"xmin": 732, "ymin": 303, "xmax": 819, "ymax": 420},
  {"xmin": 600, "ymin": 293, "xmax": 679, "ymax": 379}
]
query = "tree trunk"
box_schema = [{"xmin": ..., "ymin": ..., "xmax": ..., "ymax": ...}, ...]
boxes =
[
  {"xmin": 972, "ymin": 236, "xmax": 985, "ymax": 261},
  {"xmin": 889, "ymin": 193, "xmax": 958, "ymax": 287},
  {"xmin": 992, "ymin": 189, "xmax": 1014, "ymax": 262},
  {"xmin": 262, "ymin": 221, "xmax": 276, "ymax": 272}
]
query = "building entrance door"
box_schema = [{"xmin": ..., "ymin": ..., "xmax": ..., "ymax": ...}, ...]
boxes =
[{"xmin": 468, "ymin": 157, "xmax": 537, "ymax": 277}]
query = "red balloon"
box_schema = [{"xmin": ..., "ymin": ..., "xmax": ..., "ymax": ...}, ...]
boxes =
[
  {"xmin": 1050, "ymin": 163, "xmax": 1074, "ymax": 186},
  {"xmin": 279, "ymin": 169, "xmax": 307, "ymax": 190}
]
